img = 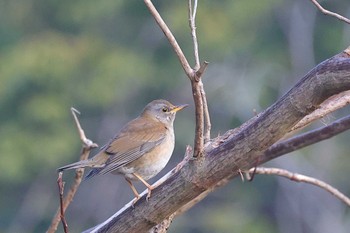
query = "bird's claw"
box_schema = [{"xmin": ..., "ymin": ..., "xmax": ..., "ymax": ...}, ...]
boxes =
[
  {"xmin": 146, "ymin": 189, "xmax": 152, "ymax": 202},
  {"xmin": 131, "ymin": 196, "xmax": 141, "ymax": 208}
]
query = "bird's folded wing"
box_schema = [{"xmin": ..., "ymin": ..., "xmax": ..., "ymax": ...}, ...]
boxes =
[{"xmin": 98, "ymin": 117, "xmax": 167, "ymax": 175}]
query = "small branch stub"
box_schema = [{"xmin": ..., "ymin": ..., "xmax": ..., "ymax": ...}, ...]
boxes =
[{"xmin": 196, "ymin": 61, "xmax": 209, "ymax": 79}]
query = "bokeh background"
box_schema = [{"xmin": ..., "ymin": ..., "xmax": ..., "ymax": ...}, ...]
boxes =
[{"xmin": 1, "ymin": 0, "xmax": 350, "ymax": 232}]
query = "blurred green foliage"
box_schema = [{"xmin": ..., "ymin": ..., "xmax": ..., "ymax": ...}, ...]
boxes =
[{"xmin": 1, "ymin": 0, "xmax": 350, "ymax": 232}]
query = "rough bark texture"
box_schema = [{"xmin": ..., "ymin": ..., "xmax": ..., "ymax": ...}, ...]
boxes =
[{"xmin": 85, "ymin": 51, "xmax": 350, "ymax": 233}]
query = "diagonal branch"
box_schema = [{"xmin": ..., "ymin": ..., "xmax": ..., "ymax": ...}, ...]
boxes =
[
  {"xmin": 150, "ymin": 111, "xmax": 350, "ymax": 232},
  {"xmin": 143, "ymin": 0, "xmax": 192, "ymax": 77}
]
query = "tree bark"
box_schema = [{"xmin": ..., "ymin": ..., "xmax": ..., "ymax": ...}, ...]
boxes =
[{"xmin": 84, "ymin": 50, "xmax": 350, "ymax": 233}]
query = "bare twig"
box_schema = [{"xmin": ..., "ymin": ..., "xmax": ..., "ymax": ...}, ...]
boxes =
[
  {"xmin": 144, "ymin": 0, "xmax": 211, "ymax": 158},
  {"xmin": 248, "ymin": 167, "xmax": 350, "ymax": 207},
  {"xmin": 188, "ymin": 0, "xmax": 200, "ymax": 70},
  {"xmin": 291, "ymin": 90, "xmax": 350, "ymax": 132},
  {"xmin": 57, "ymin": 172, "xmax": 69, "ymax": 233},
  {"xmin": 196, "ymin": 61, "xmax": 211, "ymax": 144},
  {"xmin": 143, "ymin": 0, "xmax": 192, "ymax": 77},
  {"xmin": 201, "ymin": 80, "xmax": 211, "ymax": 144},
  {"xmin": 309, "ymin": 0, "xmax": 350, "ymax": 24},
  {"xmin": 71, "ymin": 107, "xmax": 98, "ymax": 148},
  {"xmin": 188, "ymin": 0, "xmax": 212, "ymax": 155},
  {"xmin": 47, "ymin": 108, "xmax": 98, "ymax": 233},
  {"xmin": 188, "ymin": 0, "xmax": 205, "ymax": 157}
]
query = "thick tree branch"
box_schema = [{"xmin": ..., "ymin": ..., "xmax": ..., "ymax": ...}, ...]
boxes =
[
  {"xmin": 148, "ymin": 112, "xmax": 350, "ymax": 227},
  {"xmin": 83, "ymin": 48, "xmax": 350, "ymax": 233}
]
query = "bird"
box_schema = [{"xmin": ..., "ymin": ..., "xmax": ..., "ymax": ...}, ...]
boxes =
[{"xmin": 58, "ymin": 99, "xmax": 187, "ymax": 204}]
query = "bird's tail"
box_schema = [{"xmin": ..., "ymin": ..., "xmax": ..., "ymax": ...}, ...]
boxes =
[{"xmin": 57, "ymin": 160, "xmax": 94, "ymax": 172}]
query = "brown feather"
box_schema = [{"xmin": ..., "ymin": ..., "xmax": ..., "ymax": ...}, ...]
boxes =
[{"xmin": 86, "ymin": 115, "xmax": 167, "ymax": 177}]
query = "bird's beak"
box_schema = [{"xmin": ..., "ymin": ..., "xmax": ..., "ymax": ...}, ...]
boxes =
[{"xmin": 171, "ymin": 104, "xmax": 188, "ymax": 113}]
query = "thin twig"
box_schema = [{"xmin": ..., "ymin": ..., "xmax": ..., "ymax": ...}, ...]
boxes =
[
  {"xmin": 71, "ymin": 107, "xmax": 98, "ymax": 148},
  {"xmin": 188, "ymin": 0, "xmax": 212, "ymax": 155},
  {"xmin": 188, "ymin": 0, "xmax": 212, "ymax": 147},
  {"xmin": 188, "ymin": 0, "xmax": 200, "ymax": 70},
  {"xmin": 57, "ymin": 172, "xmax": 69, "ymax": 233},
  {"xmin": 188, "ymin": 0, "xmax": 204, "ymax": 157},
  {"xmin": 196, "ymin": 61, "xmax": 211, "ymax": 143},
  {"xmin": 200, "ymin": 80, "xmax": 211, "ymax": 143},
  {"xmin": 47, "ymin": 109, "xmax": 98, "ymax": 233},
  {"xmin": 144, "ymin": 0, "xmax": 211, "ymax": 158},
  {"xmin": 248, "ymin": 167, "xmax": 350, "ymax": 207},
  {"xmin": 309, "ymin": 0, "xmax": 350, "ymax": 24},
  {"xmin": 143, "ymin": 0, "xmax": 192, "ymax": 77}
]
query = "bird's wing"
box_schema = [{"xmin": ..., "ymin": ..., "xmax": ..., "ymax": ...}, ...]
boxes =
[{"xmin": 97, "ymin": 117, "xmax": 167, "ymax": 175}]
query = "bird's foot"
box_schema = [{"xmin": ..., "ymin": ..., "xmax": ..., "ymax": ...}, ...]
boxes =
[{"xmin": 146, "ymin": 187, "xmax": 154, "ymax": 202}]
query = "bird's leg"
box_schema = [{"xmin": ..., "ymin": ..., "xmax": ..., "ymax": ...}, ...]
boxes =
[
  {"xmin": 125, "ymin": 177, "xmax": 140, "ymax": 206},
  {"xmin": 133, "ymin": 173, "xmax": 153, "ymax": 201}
]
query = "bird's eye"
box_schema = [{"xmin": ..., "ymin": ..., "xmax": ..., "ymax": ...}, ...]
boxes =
[{"xmin": 162, "ymin": 107, "xmax": 169, "ymax": 112}]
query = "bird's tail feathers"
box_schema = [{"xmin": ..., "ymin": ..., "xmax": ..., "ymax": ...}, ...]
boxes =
[
  {"xmin": 57, "ymin": 160, "xmax": 94, "ymax": 172},
  {"xmin": 84, "ymin": 168, "xmax": 103, "ymax": 180}
]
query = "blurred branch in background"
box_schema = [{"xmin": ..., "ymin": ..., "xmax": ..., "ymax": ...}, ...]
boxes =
[
  {"xmin": 309, "ymin": 0, "xmax": 350, "ymax": 24},
  {"xmin": 247, "ymin": 167, "xmax": 350, "ymax": 207},
  {"xmin": 47, "ymin": 108, "xmax": 98, "ymax": 233}
]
